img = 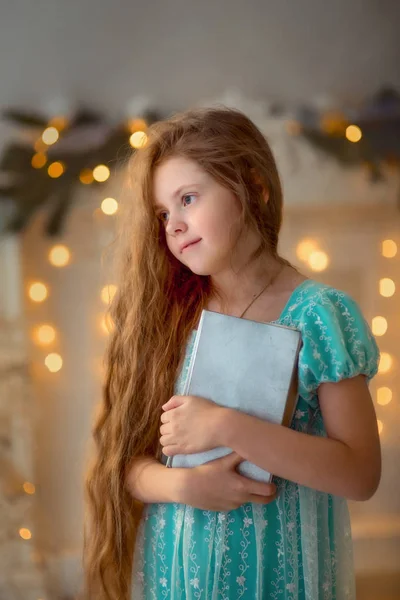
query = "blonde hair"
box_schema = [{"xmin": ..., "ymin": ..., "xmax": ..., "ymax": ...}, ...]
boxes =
[{"xmin": 84, "ymin": 107, "xmax": 288, "ymax": 599}]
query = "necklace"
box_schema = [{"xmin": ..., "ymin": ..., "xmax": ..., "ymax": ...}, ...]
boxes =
[{"xmin": 239, "ymin": 264, "xmax": 285, "ymax": 319}]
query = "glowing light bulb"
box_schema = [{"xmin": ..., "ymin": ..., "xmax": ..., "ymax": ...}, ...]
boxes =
[
  {"xmin": 42, "ymin": 126, "xmax": 59, "ymax": 145},
  {"xmin": 345, "ymin": 125, "xmax": 362, "ymax": 143},
  {"xmin": 371, "ymin": 316, "xmax": 387, "ymax": 336},
  {"xmin": 101, "ymin": 285, "xmax": 117, "ymax": 304},
  {"xmin": 34, "ymin": 324, "xmax": 56, "ymax": 345},
  {"xmin": 101, "ymin": 197, "xmax": 118, "ymax": 215},
  {"xmin": 377, "ymin": 387, "xmax": 392, "ymax": 406},
  {"xmin": 296, "ymin": 239, "xmax": 318, "ymax": 262},
  {"xmin": 382, "ymin": 240, "xmax": 397, "ymax": 258},
  {"xmin": 19, "ymin": 528, "xmax": 32, "ymax": 540},
  {"xmin": 45, "ymin": 353, "xmax": 63, "ymax": 373},
  {"xmin": 129, "ymin": 131, "xmax": 148, "ymax": 149},
  {"xmin": 48, "ymin": 244, "xmax": 71, "ymax": 267},
  {"xmin": 379, "ymin": 278, "xmax": 395, "ymax": 297},
  {"xmin": 28, "ymin": 282, "xmax": 48, "ymax": 302},
  {"xmin": 23, "ymin": 482, "xmax": 36, "ymax": 495},
  {"xmin": 48, "ymin": 161, "xmax": 65, "ymax": 178},
  {"xmin": 93, "ymin": 164, "xmax": 110, "ymax": 182},
  {"xmin": 378, "ymin": 352, "xmax": 393, "ymax": 374},
  {"xmin": 308, "ymin": 251, "xmax": 329, "ymax": 272},
  {"xmin": 79, "ymin": 168, "xmax": 94, "ymax": 184},
  {"xmin": 31, "ymin": 153, "xmax": 47, "ymax": 169}
]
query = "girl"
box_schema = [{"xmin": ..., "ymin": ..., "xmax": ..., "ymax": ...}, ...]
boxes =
[{"xmin": 84, "ymin": 107, "xmax": 381, "ymax": 600}]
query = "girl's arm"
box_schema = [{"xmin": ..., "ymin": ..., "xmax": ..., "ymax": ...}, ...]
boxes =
[
  {"xmin": 221, "ymin": 374, "xmax": 381, "ymax": 501},
  {"xmin": 125, "ymin": 457, "xmax": 186, "ymax": 503}
]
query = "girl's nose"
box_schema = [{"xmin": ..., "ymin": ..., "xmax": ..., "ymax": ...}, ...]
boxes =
[{"xmin": 166, "ymin": 217, "xmax": 188, "ymax": 236}]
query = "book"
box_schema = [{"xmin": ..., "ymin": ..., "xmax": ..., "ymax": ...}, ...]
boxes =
[{"xmin": 164, "ymin": 309, "xmax": 302, "ymax": 483}]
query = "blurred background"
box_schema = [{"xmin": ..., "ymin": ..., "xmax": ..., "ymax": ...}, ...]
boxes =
[{"xmin": 1, "ymin": 1, "xmax": 400, "ymax": 598}]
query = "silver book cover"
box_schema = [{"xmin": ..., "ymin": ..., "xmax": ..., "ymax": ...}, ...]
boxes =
[{"xmin": 165, "ymin": 309, "xmax": 302, "ymax": 483}]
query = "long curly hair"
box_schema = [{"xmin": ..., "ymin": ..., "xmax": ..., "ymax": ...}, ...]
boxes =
[{"xmin": 83, "ymin": 106, "xmax": 288, "ymax": 599}]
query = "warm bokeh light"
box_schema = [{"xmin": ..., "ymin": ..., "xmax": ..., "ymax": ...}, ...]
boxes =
[
  {"xmin": 23, "ymin": 482, "xmax": 36, "ymax": 495},
  {"xmin": 101, "ymin": 284, "xmax": 117, "ymax": 305},
  {"xmin": 378, "ymin": 352, "xmax": 393, "ymax": 374},
  {"xmin": 377, "ymin": 420, "xmax": 383, "ymax": 435},
  {"xmin": 45, "ymin": 353, "xmax": 63, "ymax": 373},
  {"xmin": 382, "ymin": 239, "xmax": 398, "ymax": 258},
  {"xmin": 93, "ymin": 164, "xmax": 110, "ymax": 182},
  {"xmin": 48, "ymin": 161, "xmax": 65, "ymax": 178},
  {"xmin": 19, "ymin": 528, "xmax": 32, "ymax": 540},
  {"xmin": 48, "ymin": 244, "xmax": 71, "ymax": 267},
  {"xmin": 127, "ymin": 118, "xmax": 147, "ymax": 133},
  {"xmin": 79, "ymin": 168, "xmax": 94, "ymax": 184},
  {"xmin": 34, "ymin": 138, "xmax": 47, "ymax": 153},
  {"xmin": 377, "ymin": 387, "xmax": 392, "ymax": 406},
  {"xmin": 101, "ymin": 314, "xmax": 115, "ymax": 335},
  {"xmin": 345, "ymin": 124, "xmax": 362, "ymax": 143},
  {"xmin": 320, "ymin": 112, "xmax": 347, "ymax": 136},
  {"xmin": 308, "ymin": 250, "xmax": 329, "ymax": 272},
  {"xmin": 379, "ymin": 278, "xmax": 396, "ymax": 297},
  {"xmin": 296, "ymin": 239, "xmax": 318, "ymax": 262},
  {"xmin": 48, "ymin": 116, "xmax": 68, "ymax": 131},
  {"xmin": 371, "ymin": 316, "xmax": 388, "ymax": 336},
  {"xmin": 129, "ymin": 131, "xmax": 148, "ymax": 149},
  {"xmin": 28, "ymin": 282, "xmax": 48, "ymax": 303},
  {"xmin": 31, "ymin": 152, "xmax": 47, "ymax": 169},
  {"xmin": 101, "ymin": 197, "xmax": 118, "ymax": 215},
  {"xmin": 34, "ymin": 324, "xmax": 56, "ymax": 345},
  {"xmin": 42, "ymin": 126, "xmax": 59, "ymax": 145}
]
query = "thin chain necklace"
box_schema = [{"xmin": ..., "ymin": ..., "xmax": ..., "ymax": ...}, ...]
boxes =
[{"xmin": 239, "ymin": 264, "xmax": 285, "ymax": 319}]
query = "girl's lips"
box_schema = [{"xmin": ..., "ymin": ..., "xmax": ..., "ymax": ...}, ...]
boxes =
[{"xmin": 182, "ymin": 239, "xmax": 201, "ymax": 252}]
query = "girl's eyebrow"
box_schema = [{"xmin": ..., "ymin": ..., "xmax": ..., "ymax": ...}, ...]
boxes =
[{"xmin": 154, "ymin": 183, "xmax": 200, "ymax": 208}]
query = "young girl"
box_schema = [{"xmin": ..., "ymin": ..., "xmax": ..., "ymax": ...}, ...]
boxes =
[{"xmin": 84, "ymin": 107, "xmax": 381, "ymax": 600}]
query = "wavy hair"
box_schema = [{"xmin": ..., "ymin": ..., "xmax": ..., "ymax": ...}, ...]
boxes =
[{"xmin": 83, "ymin": 107, "xmax": 288, "ymax": 599}]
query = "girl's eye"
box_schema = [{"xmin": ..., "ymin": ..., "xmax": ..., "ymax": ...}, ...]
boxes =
[
  {"xmin": 182, "ymin": 194, "xmax": 196, "ymax": 207},
  {"xmin": 158, "ymin": 211, "xmax": 169, "ymax": 224}
]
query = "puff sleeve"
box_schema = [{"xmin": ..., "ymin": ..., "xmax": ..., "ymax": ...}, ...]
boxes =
[{"xmin": 297, "ymin": 288, "xmax": 380, "ymax": 402}]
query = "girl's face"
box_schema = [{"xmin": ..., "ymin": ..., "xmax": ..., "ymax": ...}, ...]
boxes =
[{"xmin": 153, "ymin": 156, "xmax": 245, "ymax": 276}]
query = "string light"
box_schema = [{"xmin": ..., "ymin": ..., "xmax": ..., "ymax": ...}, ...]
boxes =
[
  {"xmin": 42, "ymin": 127, "xmax": 59, "ymax": 145},
  {"xmin": 48, "ymin": 116, "xmax": 68, "ymax": 131},
  {"xmin": 23, "ymin": 482, "xmax": 36, "ymax": 495},
  {"xmin": 382, "ymin": 240, "xmax": 397, "ymax": 258},
  {"xmin": 378, "ymin": 352, "xmax": 393, "ymax": 374},
  {"xmin": 296, "ymin": 239, "xmax": 318, "ymax": 262},
  {"xmin": 127, "ymin": 118, "xmax": 147, "ymax": 134},
  {"xmin": 379, "ymin": 278, "xmax": 395, "ymax": 297},
  {"xmin": 101, "ymin": 197, "xmax": 118, "ymax": 215},
  {"xmin": 31, "ymin": 153, "xmax": 47, "ymax": 169},
  {"xmin": 377, "ymin": 387, "xmax": 392, "ymax": 406},
  {"xmin": 129, "ymin": 131, "xmax": 148, "ymax": 149},
  {"xmin": 308, "ymin": 250, "xmax": 329, "ymax": 272},
  {"xmin": 345, "ymin": 125, "xmax": 362, "ymax": 143},
  {"xmin": 371, "ymin": 316, "xmax": 388, "ymax": 336},
  {"xmin": 48, "ymin": 161, "xmax": 65, "ymax": 178},
  {"xmin": 28, "ymin": 282, "xmax": 48, "ymax": 303},
  {"xmin": 101, "ymin": 285, "xmax": 117, "ymax": 305},
  {"xmin": 19, "ymin": 528, "xmax": 32, "ymax": 540},
  {"xmin": 45, "ymin": 353, "xmax": 63, "ymax": 373},
  {"xmin": 93, "ymin": 164, "xmax": 110, "ymax": 182},
  {"xmin": 79, "ymin": 168, "xmax": 94, "ymax": 184},
  {"xmin": 48, "ymin": 244, "xmax": 71, "ymax": 267},
  {"xmin": 33, "ymin": 324, "xmax": 56, "ymax": 346}
]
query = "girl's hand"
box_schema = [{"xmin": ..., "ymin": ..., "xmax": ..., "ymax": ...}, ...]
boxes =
[
  {"xmin": 160, "ymin": 395, "xmax": 225, "ymax": 456},
  {"xmin": 179, "ymin": 452, "xmax": 277, "ymax": 511}
]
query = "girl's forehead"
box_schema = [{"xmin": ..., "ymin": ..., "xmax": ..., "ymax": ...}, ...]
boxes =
[{"xmin": 153, "ymin": 157, "xmax": 208, "ymax": 200}]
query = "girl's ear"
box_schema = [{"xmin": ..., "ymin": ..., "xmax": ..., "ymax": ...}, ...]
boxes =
[{"xmin": 251, "ymin": 168, "xmax": 270, "ymax": 205}]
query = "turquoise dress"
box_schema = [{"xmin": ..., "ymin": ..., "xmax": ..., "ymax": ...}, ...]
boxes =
[{"xmin": 131, "ymin": 280, "xmax": 380, "ymax": 600}]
